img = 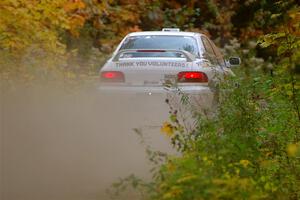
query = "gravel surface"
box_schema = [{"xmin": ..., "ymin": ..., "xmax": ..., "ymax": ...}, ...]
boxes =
[{"xmin": 1, "ymin": 82, "xmax": 177, "ymax": 200}]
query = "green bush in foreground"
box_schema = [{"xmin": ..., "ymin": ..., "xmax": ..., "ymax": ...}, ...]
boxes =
[{"xmin": 154, "ymin": 72, "xmax": 300, "ymax": 200}]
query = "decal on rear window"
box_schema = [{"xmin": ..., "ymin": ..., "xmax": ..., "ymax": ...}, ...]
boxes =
[{"xmin": 116, "ymin": 61, "xmax": 190, "ymax": 67}]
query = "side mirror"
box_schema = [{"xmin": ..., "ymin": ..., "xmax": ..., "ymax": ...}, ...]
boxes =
[{"xmin": 228, "ymin": 57, "xmax": 241, "ymax": 67}]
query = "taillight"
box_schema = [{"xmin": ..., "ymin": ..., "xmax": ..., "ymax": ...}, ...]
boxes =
[
  {"xmin": 177, "ymin": 71, "xmax": 208, "ymax": 83},
  {"xmin": 100, "ymin": 71, "xmax": 125, "ymax": 82}
]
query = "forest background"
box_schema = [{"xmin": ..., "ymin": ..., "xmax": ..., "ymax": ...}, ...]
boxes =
[{"xmin": 0, "ymin": 0, "xmax": 298, "ymax": 79}]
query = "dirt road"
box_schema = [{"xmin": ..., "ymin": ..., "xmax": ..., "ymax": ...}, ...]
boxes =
[{"xmin": 1, "ymin": 82, "xmax": 175, "ymax": 200}]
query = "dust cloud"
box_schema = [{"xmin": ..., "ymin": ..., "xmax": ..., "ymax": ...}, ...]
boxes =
[{"xmin": 1, "ymin": 81, "xmax": 175, "ymax": 200}]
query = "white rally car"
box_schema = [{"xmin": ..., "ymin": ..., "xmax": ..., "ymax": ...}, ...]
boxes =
[{"xmin": 99, "ymin": 28, "xmax": 240, "ymax": 98}]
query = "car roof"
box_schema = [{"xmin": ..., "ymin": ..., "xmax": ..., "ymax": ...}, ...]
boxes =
[{"xmin": 127, "ymin": 31, "xmax": 205, "ymax": 37}]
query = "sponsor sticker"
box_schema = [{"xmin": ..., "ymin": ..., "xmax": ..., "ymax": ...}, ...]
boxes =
[{"xmin": 115, "ymin": 61, "xmax": 189, "ymax": 68}]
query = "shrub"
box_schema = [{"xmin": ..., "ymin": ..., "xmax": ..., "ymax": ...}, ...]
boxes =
[{"xmin": 155, "ymin": 71, "xmax": 300, "ymax": 200}]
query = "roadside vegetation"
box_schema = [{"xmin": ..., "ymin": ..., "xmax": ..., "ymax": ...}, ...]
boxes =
[
  {"xmin": 1, "ymin": 0, "xmax": 300, "ymax": 199},
  {"xmin": 152, "ymin": 47, "xmax": 300, "ymax": 199}
]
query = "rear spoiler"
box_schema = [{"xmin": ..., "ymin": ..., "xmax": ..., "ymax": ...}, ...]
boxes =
[{"xmin": 112, "ymin": 49, "xmax": 196, "ymax": 62}]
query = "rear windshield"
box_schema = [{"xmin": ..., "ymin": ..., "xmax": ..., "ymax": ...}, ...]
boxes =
[{"xmin": 119, "ymin": 35, "xmax": 199, "ymax": 58}]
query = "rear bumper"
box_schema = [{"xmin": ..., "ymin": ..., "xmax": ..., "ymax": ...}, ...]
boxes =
[
  {"xmin": 97, "ymin": 85, "xmax": 216, "ymax": 116},
  {"xmin": 98, "ymin": 85, "xmax": 212, "ymax": 95}
]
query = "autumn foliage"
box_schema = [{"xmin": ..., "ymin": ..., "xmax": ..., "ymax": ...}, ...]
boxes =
[{"xmin": 1, "ymin": 0, "xmax": 298, "ymax": 79}]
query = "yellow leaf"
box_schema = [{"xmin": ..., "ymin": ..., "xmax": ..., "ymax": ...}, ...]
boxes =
[
  {"xmin": 239, "ymin": 160, "xmax": 251, "ymax": 168},
  {"xmin": 287, "ymin": 143, "xmax": 299, "ymax": 157},
  {"xmin": 161, "ymin": 122, "xmax": 174, "ymax": 137},
  {"xmin": 64, "ymin": 0, "xmax": 85, "ymax": 12}
]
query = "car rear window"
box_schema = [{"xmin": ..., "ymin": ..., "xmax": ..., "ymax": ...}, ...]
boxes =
[{"xmin": 119, "ymin": 35, "xmax": 199, "ymax": 58}]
